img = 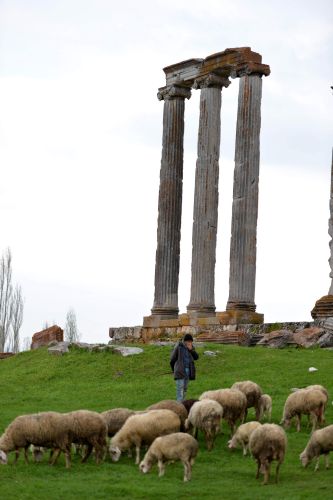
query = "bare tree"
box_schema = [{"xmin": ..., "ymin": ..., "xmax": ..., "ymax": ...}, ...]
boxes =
[
  {"xmin": 65, "ymin": 308, "xmax": 79, "ymax": 342},
  {"xmin": 0, "ymin": 249, "xmax": 13, "ymax": 351},
  {"xmin": 0, "ymin": 249, "xmax": 24, "ymax": 352},
  {"xmin": 10, "ymin": 285, "xmax": 24, "ymax": 353},
  {"xmin": 21, "ymin": 336, "xmax": 31, "ymax": 352}
]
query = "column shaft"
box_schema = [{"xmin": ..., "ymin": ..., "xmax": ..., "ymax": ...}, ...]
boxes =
[
  {"xmin": 188, "ymin": 75, "xmax": 229, "ymax": 315},
  {"xmin": 151, "ymin": 86, "xmax": 191, "ymax": 317},
  {"xmin": 227, "ymin": 74, "xmax": 262, "ymax": 311}
]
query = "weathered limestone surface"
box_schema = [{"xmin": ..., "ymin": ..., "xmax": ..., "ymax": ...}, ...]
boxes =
[
  {"xmin": 31, "ymin": 325, "xmax": 63, "ymax": 350},
  {"xmin": 151, "ymin": 85, "xmax": 191, "ymax": 318},
  {"xmin": 187, "ymin": 74, "xmax": 230, "ymax": 316},
  {"xmin": 227, "ymin": 72, "xmax": 263, "ymax": 312}
]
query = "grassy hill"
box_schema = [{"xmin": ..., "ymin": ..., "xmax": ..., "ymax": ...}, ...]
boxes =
[{"xmin": 0, "ymin": 344, "xmax": 333, "ymax": 499}]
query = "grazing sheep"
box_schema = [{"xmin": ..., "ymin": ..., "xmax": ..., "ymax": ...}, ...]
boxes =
[
  {"xmin": 231, "ymin": 381, "xmax": 263, "ymax": 421},
  {"xmin": 0, "ymin": 412, "xmax": 72, "ymax": 467},
  {"xmin": 101, "ymin": 408, "xmax": 136, "ymax": 437},
  {"xmin": 49, "ymin": 410, "xmax": 108, "ymax": 465},
  {"xmin": 280, "ymin": 389, "xmax": 326, "ymax": 432},
  {"xmin": 185, "ymin": 400, "xmax": 222, "ymax": 451},
  {"xmin": 258, "ymin": 394, "xmax": 272, "ymax": 422},
  {"xmin": 110, "ymin": 409, "xmax": 181, "ymax": 465},
  {"xmin": 139, "ymin": 432, "xmax": 198, "ymax": 482},
  {"xmin": 300, "ymin": 424, "xmax": 333, "ymax": 471},
  {"xmin": 228, "ymin": 421, "xmax": 262, "ymax": 455},
  {"xmin": 146, "ymin": 400, "xmax": 187, "ymax": 431},
  {"xmin": 292, "ymin": 385, "xmax": 328, "ymax": 425},
  {"xmin": 181, "ymin": 399, "xmax": 199, "ymax": 416},
  {"xmin": 249, "ymin": 423, "xmax": 287, "ymax": 485},
  {"xmin": 199, "ymin": 389, "xmax": 247, "ymax": 435}
]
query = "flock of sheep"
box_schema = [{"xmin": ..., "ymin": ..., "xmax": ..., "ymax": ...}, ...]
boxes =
[{"xmin": 0, "ymin": 380, "xmax": 332, "ymax": 485}]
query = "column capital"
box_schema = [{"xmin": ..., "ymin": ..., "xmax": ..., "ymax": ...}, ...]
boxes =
[
  {"xmin": 157, "ymin": 85, "xmax": 191, "ymax": 101},
  {"xmin": 193, "ymin": 73, "xmax": 231, "ymax": 90},
  {"xmin": 231, "ymin": 62, "xmax": 270, "ymax": 78}
]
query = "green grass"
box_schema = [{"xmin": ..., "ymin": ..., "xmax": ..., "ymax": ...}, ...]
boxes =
[{"xmin": 0, "ymin": 344, "xmax": 333, "ymax": 499}]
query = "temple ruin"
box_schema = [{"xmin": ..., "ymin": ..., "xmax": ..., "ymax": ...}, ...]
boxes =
[{"xmin": 143, "ymin": 47, "xmax": 270, "ymax": 338}]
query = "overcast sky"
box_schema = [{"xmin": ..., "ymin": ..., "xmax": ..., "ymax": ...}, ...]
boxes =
[{"xmin": 0, "ymin": 0, "xmax": 332, "ymax": 345}]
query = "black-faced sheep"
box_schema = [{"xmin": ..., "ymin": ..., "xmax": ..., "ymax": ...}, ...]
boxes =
[
  {"xmin": 110, "ymin": 409, "xmax": 181, "ymax": 465},
  {"xmin": 185, "ymin": 399, "xmax": 222, "ymax": 451},
  {"xmin": 139, "ymin": 432, "xmax": 199, "ymax": 482},
  {"xmin": 249, "ymin": 423, "xmax": 287, "ymax": 485},
  {"xmin": 199, "ymin": 388, "xmax": 247, "ymax": 435},
  {"xmin": 181, "ymin": 399, "xmax": 199, "ymax": 416},
  {"xmin": 280, "ymin": 389, "xmax": 326, "ymax": 432},
  {"xmin": 231, "ymin": 380, "xmax": 263, "ymax": 421},
  {"xmin": 258, "ymin": 394, "xmax": 272, "ymax": 422},
  {"xmin": 101, "ymin": 408, "xmax": 136, "ymax": 437},
  {"xmin": 300, "ymin": 424, "xmax": 333, "ymax": 471},
  {"xmin": 0, "ymin": 412, "xmax": 72, "ymax": 467},
  {"xmin": 228, "ymin": 421, "xmax": 262, "ymax": 455},
  {"xmin": 146, "ymin": 400, "xmax": 187, "ymax": 431}
]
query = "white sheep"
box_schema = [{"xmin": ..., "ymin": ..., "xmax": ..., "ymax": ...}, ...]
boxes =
[
  {"xmin": 231, "ymin": 380, "xmax": 263, "ymax": 421},
  {"xmin": 61, "ymin": 410, "xmax": 107, "ymax": 464},
  {"xmin": 291, "ymin": 385, "xmax": 328, "ymax": 425},
  {"xmin": 249, "ymin": 423, "xmax": 287, "ymax": 485},
  {"xmin": 139, "ymin": 432, "xmax": 199, "ymax": 482},
  {"xmin": 0, "ymin": 412, "xmax": 72, "ymax": 467},
  {"xmin": 185, "ymin": 400, "xmax": 222, "ymax": 451},
  {"xmin": 280, "ymin": 389, "xmax": 326, "ymax": 432},
  {"xmin": 146, "ymin": 400, "xmax": 188, "ymax": 431},
  {"xmin": 258, "ymin": 394, "xmax": 272, "ymax": 422},
  {"xmin": 110, "ymin": 409, "xmax": 181, "ymax": 465},
  {"xmin": 199, "ymin": 388, "xmax": 247, "ymax": 435},
  {"xmin": 300, "ymin": 424, "xmax": 333, "ymax": 471},
  {"xmin": 228, "ymin": 421, "xmax": 262, "ymax": 455},
  {"xmin": 101, "ymin": 408, "xmax": 136, "ymax": 437}
]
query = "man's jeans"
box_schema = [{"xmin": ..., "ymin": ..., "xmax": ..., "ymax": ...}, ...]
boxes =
[{"xmin": 176, "ymin": 368, "xmax": 190, "ymax": 401}]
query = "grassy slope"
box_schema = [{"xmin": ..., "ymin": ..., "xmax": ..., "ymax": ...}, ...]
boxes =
[{"xmin": 0, "ymin": 344, "xmax": 332, "ymax": 499}]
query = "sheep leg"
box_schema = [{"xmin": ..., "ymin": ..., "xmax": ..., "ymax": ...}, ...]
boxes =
[
  {"xmin": 262, "ymin": 463, "xmax": 271, "ymax": 485},
  {"xmin": 49, "ymin": 448, "xmax": 61, "ymax": 465},
  {"xmin": 12, "ymin": 447, "xmax": 21, "ymax": 465},
  {"xmin": 315, "ymin": 457, "xmax": 320, "ymax": 471},
  {"xmin": 24, "ymin": 446, "xmax": 30, "ymax": 464},
  {"xmin": 183, "ymin": 460, "xmax": 191, "ymax": 482},
  {"xmin": 255, "ymin": 460, "xmax": 260, "ymax": 479},
  {"xmin": 275, "ymin": 461, "xmax": 281, "ymax": 483},
  {"xmin": 243, "ymin": 443, "xmax": 248, "ymax": 456},
  {"xmin": 157, "ymin": 459, "xmax": 165, "ymax": 477},
  {"xmin": 81, "ymin": 444, "xmax": 93, "ymax": 463},
  {"xmin": 311, "ymin": 413, "xmax": 318, "ymax": 433},
  {"xmin": 64, "ymin": 448, "xmax": 72, "ymax": 469},
  {"xmin": 135, "ymin": 445, "xmax": 141, "ymax": 465},
  {"xmin": 324, "ymin": 454, "xmax": 330, "ymax": 469},
  {"xmin": 295, "ymin": 414, "xmax": 301, "ymax": 432}
]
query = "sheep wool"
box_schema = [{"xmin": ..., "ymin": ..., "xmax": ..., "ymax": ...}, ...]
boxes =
[
  {"xmin": 139, "ymin": 432, "xmax": 199, "ymax": 482},
  {"xmin": 110, "ymin": 409, "xmax": 181, "ymax": 465},
  {"xmin": 249, "ymin": 423, "xmax": 287, "ymax": 485}
]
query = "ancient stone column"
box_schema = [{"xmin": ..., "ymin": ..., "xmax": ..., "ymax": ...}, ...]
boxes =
[
  {"xmin": 226, "ymin": 68, "xmax": 266, "ymax": 313},
  {"xmin": 151, "ymin": 84, "xmax": 191, "ymax": 318},
  {"xmin": 187, "ymin": 74, "xmax": 230, "ymax": 316}
]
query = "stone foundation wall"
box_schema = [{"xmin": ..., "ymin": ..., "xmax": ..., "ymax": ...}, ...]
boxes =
[{"xmin": 109, "ymin": 321, "xmax": 314, "ymax": 344}]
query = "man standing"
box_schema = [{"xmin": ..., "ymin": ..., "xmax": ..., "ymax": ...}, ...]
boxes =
[{"xmin": 170, "ymin": 334, "xmax": 199, "ymax": 401}]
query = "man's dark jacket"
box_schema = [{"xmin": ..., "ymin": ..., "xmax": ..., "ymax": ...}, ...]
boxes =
[{"xmin": 170, "ymin": 342, "xmax": 199, "ymax": 380}]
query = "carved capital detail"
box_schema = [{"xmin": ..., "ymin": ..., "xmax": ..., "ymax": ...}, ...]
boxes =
[
  {"xmin": 157, "ymin": 85, "xmax": 191, "ymax": 101},
  {"xmin": 231, "ymin": 62, "xmax": 271, "ymax": 78},
  {"xmin": 193, "ymin": 73, "xmax": 231, "ymax": 90}
]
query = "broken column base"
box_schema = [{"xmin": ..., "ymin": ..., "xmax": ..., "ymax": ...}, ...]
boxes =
[
  {"xmin": 311, "ymin": 295, "xmax": 333, "ymax": 319},
  {"xmin": 120, "ymin": 310, "xmax": 263, "ymax": 343}
]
